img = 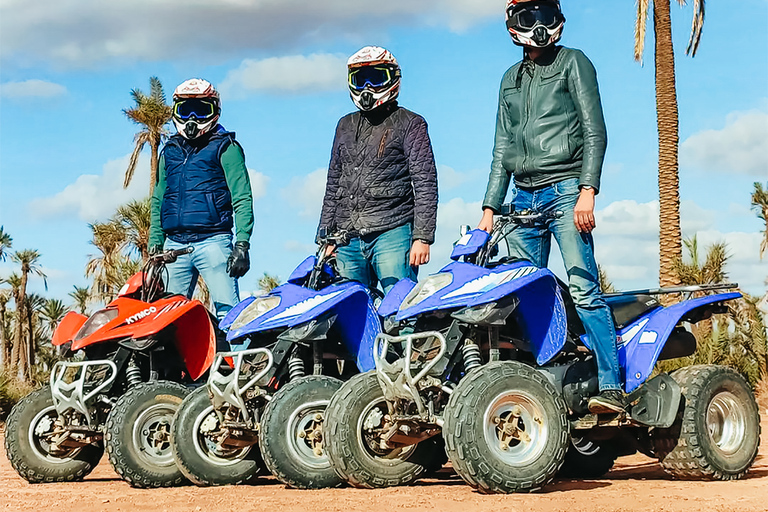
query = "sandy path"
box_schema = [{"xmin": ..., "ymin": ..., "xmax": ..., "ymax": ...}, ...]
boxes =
[{"xmin": 1, "ymin": 416, "xmax": 766, "ymax": 512}]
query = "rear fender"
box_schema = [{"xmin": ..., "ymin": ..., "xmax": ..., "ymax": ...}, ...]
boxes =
[
  {"xmin": 620, "ymin": 292, "xmax": 740, "ymax": 392},
  {"xmin": 52, "ymin": 311, "xmax": 88, "ymax": 346}
]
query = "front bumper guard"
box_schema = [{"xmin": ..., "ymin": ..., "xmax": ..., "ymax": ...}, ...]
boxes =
[
  {"xmin": 50, "ymin": 359, "xmax": 118, "ymax": 426},
  {"xmin": 208, "ymin": 348, "xmax": 274, "ymax": 424},
  {"xmin": 373, "ymin": 331, "xmax": 448, "ymax": 418}
]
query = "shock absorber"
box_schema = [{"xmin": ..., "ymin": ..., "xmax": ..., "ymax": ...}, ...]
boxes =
[
  {"xmin": 462, "ymin": 340, "xmax": 482, "ymax": 373},
  {"xmin": 125, "ymin": 359, "xmax": 142, "ymax": 387},
  {"xmin": 288, "ymin": 351, "xmax": 305, "ymax": 381}
]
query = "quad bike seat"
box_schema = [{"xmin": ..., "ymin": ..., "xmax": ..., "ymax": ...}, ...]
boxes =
[{"xmin": 557, "ymin": 279, "xmax": 661, "ymax": 337}]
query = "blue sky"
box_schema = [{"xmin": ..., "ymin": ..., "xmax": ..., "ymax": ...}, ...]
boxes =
[{"xmin": 1, "ymin": 0, "xmax": 766, "ymax": 304}]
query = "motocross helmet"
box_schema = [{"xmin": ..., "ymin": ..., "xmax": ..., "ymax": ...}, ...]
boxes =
[
  {"xmin": 172, "ymin": 78, "xmax": 220, "ymax": 140},
  {"xmin": 347, "ymin": 46, "xmax": 401, "ymax": 112},
  {"xmin": 506, "ymin": 0, "xmax": 565, "ymax": 48}
]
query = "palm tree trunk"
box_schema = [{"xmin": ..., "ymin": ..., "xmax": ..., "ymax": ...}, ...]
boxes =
[
  {"xmin": 654, "ymin": 0, "xmax": 683, "ymax": 288},
  {"xmin": 26, "ymin": 303, "xmax": 35, "ymax": 370},
  {"xmin": 0, "ymin": 303, "xmax": 6, "ymax": 370},
  {"xmin": 149, "ymin": 135, "xmax": 159, "ymax": 197},
  {"xmin": 14, "ymin": 272, "xmax": 30, "ymax": 381}
]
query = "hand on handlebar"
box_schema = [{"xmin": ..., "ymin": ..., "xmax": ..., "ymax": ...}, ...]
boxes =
[
  {"xmin": 477, "ymin": 208, "xmax": 495, "ymax": 233},
  {"xmin": 324, "ymin": 244, "xmax": 337, "ymax": 258}
]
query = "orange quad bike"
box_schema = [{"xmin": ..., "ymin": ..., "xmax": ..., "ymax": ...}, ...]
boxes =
[{"xmin": 4, "ymin": 247, "xmax": 217, "ymax": 488}]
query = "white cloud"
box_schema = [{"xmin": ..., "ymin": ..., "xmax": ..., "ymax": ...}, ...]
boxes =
[
  {"xmin": 0, "ymin": 0, "xmax": 501, "ymax": 67},
  {"xmin": 220, "ymin": 54, "xmax": 347, "ymax": 98},
  {"xmin": 281, "ymin": 168, "xmax": 328, "ymax": 219},
  {"xmin": 248, "ymin": 169, "xmax": 269, "ymax": 201},
  {"xmin": 680, "ymin": 110, "xmax": 768, "ymax": 176},
  {"xmin": 29, "ymin": 153, "xmax": 151, "ymax": 222},
  {"xmin": 0, "ymin": 79, "xmax": 66, "ymax": 98}
]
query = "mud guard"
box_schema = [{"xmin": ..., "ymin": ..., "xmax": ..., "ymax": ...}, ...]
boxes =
[
  {"xmin": 52, "ymin": 311, "xmax": 88, "ymax": 346},
  {"xmin": 378, "ymin": 278, "xmax": 416, "ymax": 318},
  {"xmin": 627, "ymin": 373, "xmax": 681, "ymax": 428},
  {"xmin": 620, "ymin": 292, "xmax": 740, "ymax": 392}
]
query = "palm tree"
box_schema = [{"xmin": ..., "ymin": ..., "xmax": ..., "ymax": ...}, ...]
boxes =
[
  {"xmin": 0, "ymin": 226, "xmax": 12, "ymax": 262},
  {"xmin": 115, "ymin": 198, "xmax": 152, "ymax": 260},
  {"xmin": 86, "ymin": 220, "xmax": 127, "ymax": 302},
  {"xmin": 259, "ymin": 273, "xmax": 281, "ymax": 294},
  {"xmin": 751, "ymin": 182, "xmax": 768, "ymax": 259},
  {"xmin": 123, "ymin": 77, "xmax": 173, "ymax": 195},
  {"xmin": 9, "ymin": 250, "xmax": 47, "ymax": 381},
  {"xmin": 635, "ymin": 0, "xmax": 706, "ymax": 288},
  {"xmin": 69, "ymin": 286, "xmax": 91, "ymax": 316},
  {"xmin": 0, "ymin": 286, "xmax": 11, "ymax": 369},
  {"xmin": 39, "ymin": 298, "xmax": 68, "ymax": 339}
]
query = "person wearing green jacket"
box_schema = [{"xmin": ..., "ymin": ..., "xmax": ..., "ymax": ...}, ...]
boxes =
[
  {"xmin": 149, "ymin": 78, "xmax": 253, "ymax": 325},
  {"xmin": 478, "ymin": 0, "xmax": 624, "ymax": 414}
]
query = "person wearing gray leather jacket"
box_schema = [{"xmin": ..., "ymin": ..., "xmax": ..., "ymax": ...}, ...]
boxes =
[{"xmin": 478, "ymin": 0, "xmax": 624, "ymax": 414}]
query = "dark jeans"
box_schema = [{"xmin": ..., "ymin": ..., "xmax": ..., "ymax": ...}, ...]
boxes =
[
  {"xmin": 508, "ymin": 178, "xmax": 621, "ymax": 391},
  {"xmin": 335, "ymin": 223, "xmax": 416, "ymax": 294}
]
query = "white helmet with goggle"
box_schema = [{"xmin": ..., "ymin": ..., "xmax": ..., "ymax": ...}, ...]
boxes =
[
  {"xmin": 347, "ymin": 46, "xmax": 401, "ymax": 112},
  {"xmin": 506, "ymin": 0, "xmax": 565, "ymax": 48},
  {"xmin": 172, "ymin": 78, "xmax": 221, "ymax": 140}
]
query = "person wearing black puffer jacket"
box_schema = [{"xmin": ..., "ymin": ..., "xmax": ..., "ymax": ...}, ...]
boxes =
[
  {"xmin": 149, "ymin": 78, "xmax": 253, "ymax": 331},
  {"xmin": 318, "ymin": 46, "xmax": 438, "ymax": 293}
]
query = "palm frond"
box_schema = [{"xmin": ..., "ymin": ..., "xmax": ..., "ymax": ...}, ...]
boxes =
[
  {"xmin": 124, "ymin": 131, "xmax": 151, "ymax": 189},
  {"xmin": 634, "ymin": 0, "xmax": 651, "ymax": 63},
  {"xmin": 685, "ymin": 0, "xmax": 706, "ymax": 56},
  {"xmin": 149, "ymin": 76, "xmax": 166, "ymax": 103}
]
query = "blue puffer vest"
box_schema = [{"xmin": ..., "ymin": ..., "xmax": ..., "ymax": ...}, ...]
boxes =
[{"xmin": 160, "ymin": 126, "xmax": 235, "ymax": 243}]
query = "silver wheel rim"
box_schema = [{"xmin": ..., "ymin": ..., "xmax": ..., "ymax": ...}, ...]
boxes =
[
  {"xmin": 706, "ymin": 391, "xmax": 747, "ymax": 456},
  {"xmin": 285, "ymin": 400, "xmax": 331, "ymax": 470},
  {"xmin": 131, "ymin": 403, "xmax": 176, "ymax": 468},
  {"xmin": 191, "ymin": 404, "xmax": 252, "ymax": 466},
  {"xmin": 483, "ymin": 390, "xmax": 549, "ymax": 466},
  {"xmin": 356, "ymin": 396, "xmax": 416, "ymax": 462},
  {"xmin": 28, "ymin": 405, "xmax": 80, "ymax": 463}
]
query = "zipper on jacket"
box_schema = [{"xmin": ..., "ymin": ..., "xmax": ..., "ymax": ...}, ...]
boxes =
[{"xmin": 520, "ymin": 63, "xmax": 535, "ymax": 186}]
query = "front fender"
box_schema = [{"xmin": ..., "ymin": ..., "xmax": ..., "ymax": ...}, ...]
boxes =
[
  {"xmin": 52, "ymin": 311, "xmax": 88, "ymax": 346},
  {"xmin": 621, "ymin": 292, "xmax": 740, "ymax": 392}
]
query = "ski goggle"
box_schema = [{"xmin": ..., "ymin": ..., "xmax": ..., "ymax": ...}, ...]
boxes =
[
  {"xmin": 507, "ymin": 3, "xmax": 563, "ymax": 30},
  {"xmin": 348, "ymin": 65, "xmax": 397, "ymax": 91},
  {"xmin": 173, "ymin": 98, "xmax": 217, "ymax": 120}
]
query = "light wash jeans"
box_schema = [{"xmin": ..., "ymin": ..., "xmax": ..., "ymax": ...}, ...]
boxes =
[
  {"xmin": 164, "ymin": 233, "xmax": 240, "ymax": 322},
  {"xmin": 335, "ymin": 223, "xmax": 416, "ymax": 294},
  {"xmin": 507, "ymin": 178, "xmax": 621, "ymax": 391}
]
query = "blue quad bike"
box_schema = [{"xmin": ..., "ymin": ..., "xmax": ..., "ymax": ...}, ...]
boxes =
[
  {"xmin": 323, "ymin": 205, "xmax": 761, "ymax": 492},
  {"xmin": 171, "ymin": 230, "xmax": 381, "ymax": 489}
]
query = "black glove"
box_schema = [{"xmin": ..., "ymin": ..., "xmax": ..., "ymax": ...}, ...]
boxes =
[
  {"xmin": 227, "ymin": 241, "xmax": 250, "ymax": 278},
  {"xmin": 149, "ymin": 244, "xmax": 164, "ymax": 257}
]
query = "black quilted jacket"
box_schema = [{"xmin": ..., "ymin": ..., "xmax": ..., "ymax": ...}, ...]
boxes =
[{"xmin": 318, "ymin": 102, "xmax": 438, "ymax": 243}]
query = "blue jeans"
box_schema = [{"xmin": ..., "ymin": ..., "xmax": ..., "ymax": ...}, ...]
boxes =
[
  {"xmin": 164, "ymin": 234, "xmax": 240, "ymax": 321},
  {"xmin": 507, "ymin": 178, "xmax": 621, "ymax": 392},
  {"xmin": 335, "ymin": 223, "xmax": 416, "ymax": 294}
]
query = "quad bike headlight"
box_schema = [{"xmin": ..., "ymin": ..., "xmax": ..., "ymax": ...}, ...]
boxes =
[
  {"xmin": 400, "ymin": 273, "xmax": 453, "ymax": 310},
  {"xmin": 230, "ymin": 296, "xmax": 281, "ymax": 330},
  {"xmin": 74, "ymin": 308, "xmax": 119, "ymax": 341}
]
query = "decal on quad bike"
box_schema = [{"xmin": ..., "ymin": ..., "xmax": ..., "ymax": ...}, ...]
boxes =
[
  {"xmin": 269, "ymin": 289, "xmax": 346, "ymax": 322},
  {"xmin": 125, "ymin": 306, "xmax": 157, "ymax": 324},
  {"xmin": 442, "ymin": 266, "xmax": 537, "ymax": 299}
]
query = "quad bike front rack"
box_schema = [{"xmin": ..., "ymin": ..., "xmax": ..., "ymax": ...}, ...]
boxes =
[
  {"xmin": 50, "ymin": 359, "xmax": 118, "ymax": 426},
  {"xmin": 207, "ymin": 348, "xmax": 274, "ymax": 424},
  {"xmin": 373, "ymin": 331, "xmax": 450, "ymax": 419}
]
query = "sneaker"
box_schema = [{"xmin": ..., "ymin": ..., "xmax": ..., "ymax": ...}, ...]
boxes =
[{"xmin": 588, "ymin": 390, "xmax": 626, "ymax": 414}]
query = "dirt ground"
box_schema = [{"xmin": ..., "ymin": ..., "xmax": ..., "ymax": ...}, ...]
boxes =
[{"xmin": 1, "ymin": 413, "xmax": 766, "ymax": 512}]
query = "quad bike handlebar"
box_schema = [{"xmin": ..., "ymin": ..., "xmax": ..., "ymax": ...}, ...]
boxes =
[{"xmin": 149, "ymin": 246, "xmax": 194, "ymax": 264}]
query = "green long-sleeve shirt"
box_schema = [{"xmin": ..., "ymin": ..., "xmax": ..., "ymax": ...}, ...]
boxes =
[{"xmin": 149, "ymin": 142, "xmax": 254, "ymax": 248}]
